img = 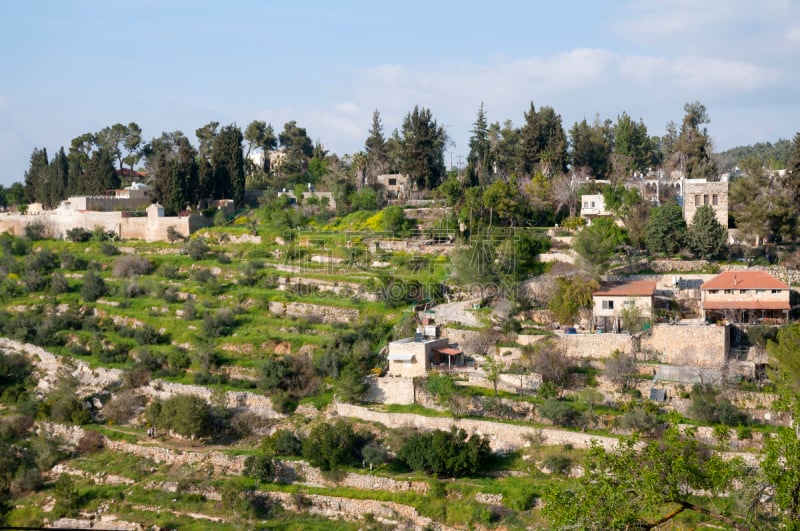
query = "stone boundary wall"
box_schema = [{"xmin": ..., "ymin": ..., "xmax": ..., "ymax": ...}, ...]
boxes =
[
  {"xmin": 557, "ymin": 332, "xmax": 634, "ymax": 359},
  {"xmin": 0, "ymin": 209, "xmax": 209, "ymax": 242},
  {"xmin": 267, "ymin": 491, "xmax": 453, "ymax": 531},
  {"xmin": 268, "ymin": 301, "xmax": 359, "ymax": 324},
  {"xmin": 642, "ymin": 323, "xmax": 728, "ymax": 367},
  {"xmin": 363, "ymin": 377, "xmax": 415, "ymax": 404},
  {"xmin": 555, "ymin": 323, "xmax": 728, "ymax": 368},
  {"xmin": 37, "ymin": 422, "xmax": 427, "ymax": 494},
  {"xmin": 0, "ymin": 338, "xmax": 281, "ymax": 418},
  {"xmin": 333, "ymin": 403, "xmax": 621, "ymax": 452}
]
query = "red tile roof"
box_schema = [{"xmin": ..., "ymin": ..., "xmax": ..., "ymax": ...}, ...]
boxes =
[
  {"xmin": 593, "ymin": 280, "xmax": 657, "ymax": 297},
  {"xmin": 703, "ymin": 300, "xmax": 791, "ymax": 310},
  {"xmin": 434, "ymin": 347, "xmax": 461, "ymax": 356},
  {"xmin": 701, "ymin": 271, "xmax": 789, "ymax": 290}
]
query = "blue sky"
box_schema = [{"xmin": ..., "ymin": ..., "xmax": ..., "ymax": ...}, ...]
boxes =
[{"xmin": 1, "ymin": 0, "xmax": 799, "ymax": 186}]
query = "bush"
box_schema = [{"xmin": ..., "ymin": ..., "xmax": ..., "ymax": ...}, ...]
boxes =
[
  {"xmin": 52, "ymin": 474, "xmax": 80, "ymax": 518},
  {"xmin": 543, "ymin": 453, "xmax": 572, "ymax": 475},
  {"xmin": 103, "ymin": 390, "xmax": 146, "ymax": 424},
  {"xmin": 65, "ymin": 227, "xmax": 92, "ymax": 242},
  {"xmin": 112, "ymin": 256, "xmax": 152, "ymax": 277},
  {"xmin": 166, "ymin": 226, "xmax": 183, "ymax": 243},
  {"xmin": 80, "ymin": 270, "xmax": 107, "ymax": 302},
  {"xmin": 538, "ymin": 398, "xmax": 580, "ymax": 428},
  {"xmin": 302, "ymin": 421, "xmax": 359, "ymax": 471},
  {"xmin": 203, "ymin": 309, "xmax": 236, "ymax": 337},
  {"xmin": 362, "ymin": 442, "xmax": 389, "ymax": 467},
  {"xmin": 134, "ymin": 325, "xmax": 163, "ymax": 345},
  {"xmin": 159, "ymin": 263, "xmax": 180, "ymax": 279},
  {"xmin": 398, "ymin": 427, "xmax": 491, "ymax": 477},
  {"xmin": 689, "ymin": 384, "xmax": 748, "ymax": 426},
  {"xmin": 77, "ymin": 430, "xmax": 104, "ymax": 454},
  {"xmin": 147, "ymin": 395, "xmax": 212, "ymax": 440},
  {"xmin": 185, "ymin": 238, "xmax": 211, "ymax": 260},
  {"xmin": 617, "ymin": 407, "xmax": 659, "ymax": 435},
  {"xmin": 265, "ymin": 429, "xmax": 303, "ymax": 456},
  {"xmin": 243, "ymin": 454, "xmax": 274, "ymax": 483},
  {"xmin": 24, "ymin": 222, "xmax": 46, "ymax": 241},
  {"xmin": 100, "ymin": 241, "xmax": 120, "ymax": 256}
]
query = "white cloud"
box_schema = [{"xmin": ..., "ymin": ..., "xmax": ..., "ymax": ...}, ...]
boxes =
[
  {"xmin": 334, "ymin": 102, "xmax": 358, "ymax": 113},
  {"xmin": 304, "ymin": 46, "xmax": 792, "ymax": 158}
]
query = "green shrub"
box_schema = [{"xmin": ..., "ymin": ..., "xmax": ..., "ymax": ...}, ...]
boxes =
[
  {"xmin": 99, "ymin": 241, "xmax": 119, "ymax": 256},
  {"xmin": 243, "ymin": 454, "xmax": 274, "ymax": 483},
  {"xmin": 65, "ymin": 227, "xmax": 92, "ymax": 242},
  {"xmin": 265, "ymin": 429, "xmax": 303, "ymax": 456},
  {"xmin": 543, "ymin": 453, "xmax": 572, "ymax": 475},
  {"xmin": 23, "ymin": 222, "xmax": 46, "ymax": 241},
  {"xmin": 80, "ymin": 270, "xmax": 107, "ymax": 302},
  {"xmin": 302, "ymin": 421, "xmax": 359, "ymax": 471},
  {"xmin": 398, "ymin": 427, "xmax": 491, "ymax": 477},
  {"xmin": 538, "ymin": 398, "xmax": 581, "ymax": 428}
]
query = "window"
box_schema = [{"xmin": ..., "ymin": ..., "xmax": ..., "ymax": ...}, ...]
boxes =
[
  {"xmin": 583, "ymin": 201, "xmax": 588, "ymax": 208},
  {"xmin": 709, "ymin": 290, "xmax": 718, "ymax": 294},
  {"xmin": 590, "ymin": 201, "xmax": 596, "ymax": 208},
  {"xmin": 740, "ymin": 290, "xmax": 747, "ymax": 294},
  {"xmin": 695, "ymin": 195, "xmax": 701, "ymax": 206},
  {"xmin": 388, "ymin": 178, "xmax": 397, "ymax": 186},
  {"xmin": 624, "ymin": 300, "xmax": 634, "ymax": 307},
  {"xmin": 724, "ymin": 289, "xmax": 733, "ymax": 294},
  {"xmin": 602, "ymin": 300, "xmax": 614, "ymax": 310},
  {"xmin": 772, "ymin": 289, "xmax": 781, "ymax": 294},
  {"xmin": 703, "ymin": 194, "xmax": 709, "ymax": 205},
  {"xmin": 712, "ymin": 194, "xmax": 718, "ymax": 205}
]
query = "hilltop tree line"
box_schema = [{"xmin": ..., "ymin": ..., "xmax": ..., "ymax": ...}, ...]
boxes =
[{"xmin": 16, "ymin": 102, "xmax": 800, "ymax": 231}]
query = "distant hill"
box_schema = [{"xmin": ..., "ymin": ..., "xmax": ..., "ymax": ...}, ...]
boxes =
[{"xmin": 716, "ymin": 138, "xmax": 793, "ymax": 172}]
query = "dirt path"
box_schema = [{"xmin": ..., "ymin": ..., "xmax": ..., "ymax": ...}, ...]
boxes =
[{"xmin": 424, "ymin": 298, "xmax": 484, "ymax": 328}]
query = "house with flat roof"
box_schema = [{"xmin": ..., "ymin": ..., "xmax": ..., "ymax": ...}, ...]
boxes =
[
  {"xmin": 386, "ymin": 334, "xmax": 462, "ymax": 378},
  {"xmin": 592, "ymin": 280, "xmax": 658, "ymax": 332},
  {"xmin": 700, "ymin": 271, "xmax": 791, "ymax": 324},
  {"xmin": 579, "ymin": 194, "xmax": 611, "ymax": 224}
]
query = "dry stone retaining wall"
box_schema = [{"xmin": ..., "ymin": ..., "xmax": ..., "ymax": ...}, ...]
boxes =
[
  {"xmin": 363, "ymin": 377, "xmax": 415, "ymax": 404},
  {"xmin": 267, "ymin": 491, "xmax": 455, "ymax": 531},
  {"xmin": 333, "ymin": 403, "xmax": 620, "ymax": 452},
  {"xmin": 268, "ymin": 301, "xmax": 359, "ymax": 323},
  {"xmin": 555, "ymin": 323, "xmax": 729, "ymax": 368}
]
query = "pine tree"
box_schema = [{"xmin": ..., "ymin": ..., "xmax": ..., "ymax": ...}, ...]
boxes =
[
  {"xmin": 364, "ymin": 110, "xmax": 388, "ymax": 180},
  {"xmin": 46, "ymin": 147, "xmax": 69, "ymax": 208},
  {"xmin": 212, "ymin": 124, "xmax": 245, "ymax": 204},
  {"xmin": 399, "ymin": 106, "xmax": 447, "ymax": 190},
  {"xmin": 23, "ymin": 147, "xmax": 48, "ymax": 204},
  {"xmin": 467, "ymin": 103, "xmax": 492, "ymax": 186},
  {"xmin": 674, "ymin": 101, "xmax": 716, "ymax": 179},
  {"xmin": 646, "ymin": 202, "xmax": 687, "ymax": 256},
  {"xmin": 84, "ymin": 148, "xmax": 119, "ymax": 194},
  {"xmin": 687, "ymin": 205, "xmax": 727, "ymax": 259}
]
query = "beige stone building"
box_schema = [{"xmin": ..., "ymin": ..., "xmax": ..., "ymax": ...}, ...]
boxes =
[
  {"xmin": 386, "ymin": 336, "xmax": 462, "ymax": 378},
  {"xmin": 592, "ymin": 280, "xmax": 657, "ymax": 332},
  {"xmin": 375, "ymin": 174, "xmax": 411, "ymax": 199},
  {"xmin": 682, "ymin": 179, "xmax": 728, "ymax": 227},
  {"xmin": 700, "ymin": 271, "xmax": 791, "ymax": 324},
  {"xmin": 0, "ymin": 202, "xmax": 210, "ymax": 242},
  {"xmin": 579, "ymin": 193, "xmax": 611, "ymax": 224}
]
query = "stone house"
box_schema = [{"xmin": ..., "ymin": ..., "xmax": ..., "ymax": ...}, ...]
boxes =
[
  {"xmin": 386, "ymin": 335, "xmax": 462, "ymax": 378},
  {"xmin": 375, "ymin": 174, "xmax": 411, "ymax": 199},
  {"xmin": 579, "ymin": 194, "xmax": 611, "ymax": 224},
  {"xmin": 592, "ymin": 280, "xmax": 657, "ymax": 332},
  {"xmin": 700, "ymin": 271, "xmax": 791, "ymax": 324},
  {"xmin": 682, "ymin": 179, "xmax": 728, "ymax": 228}
]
